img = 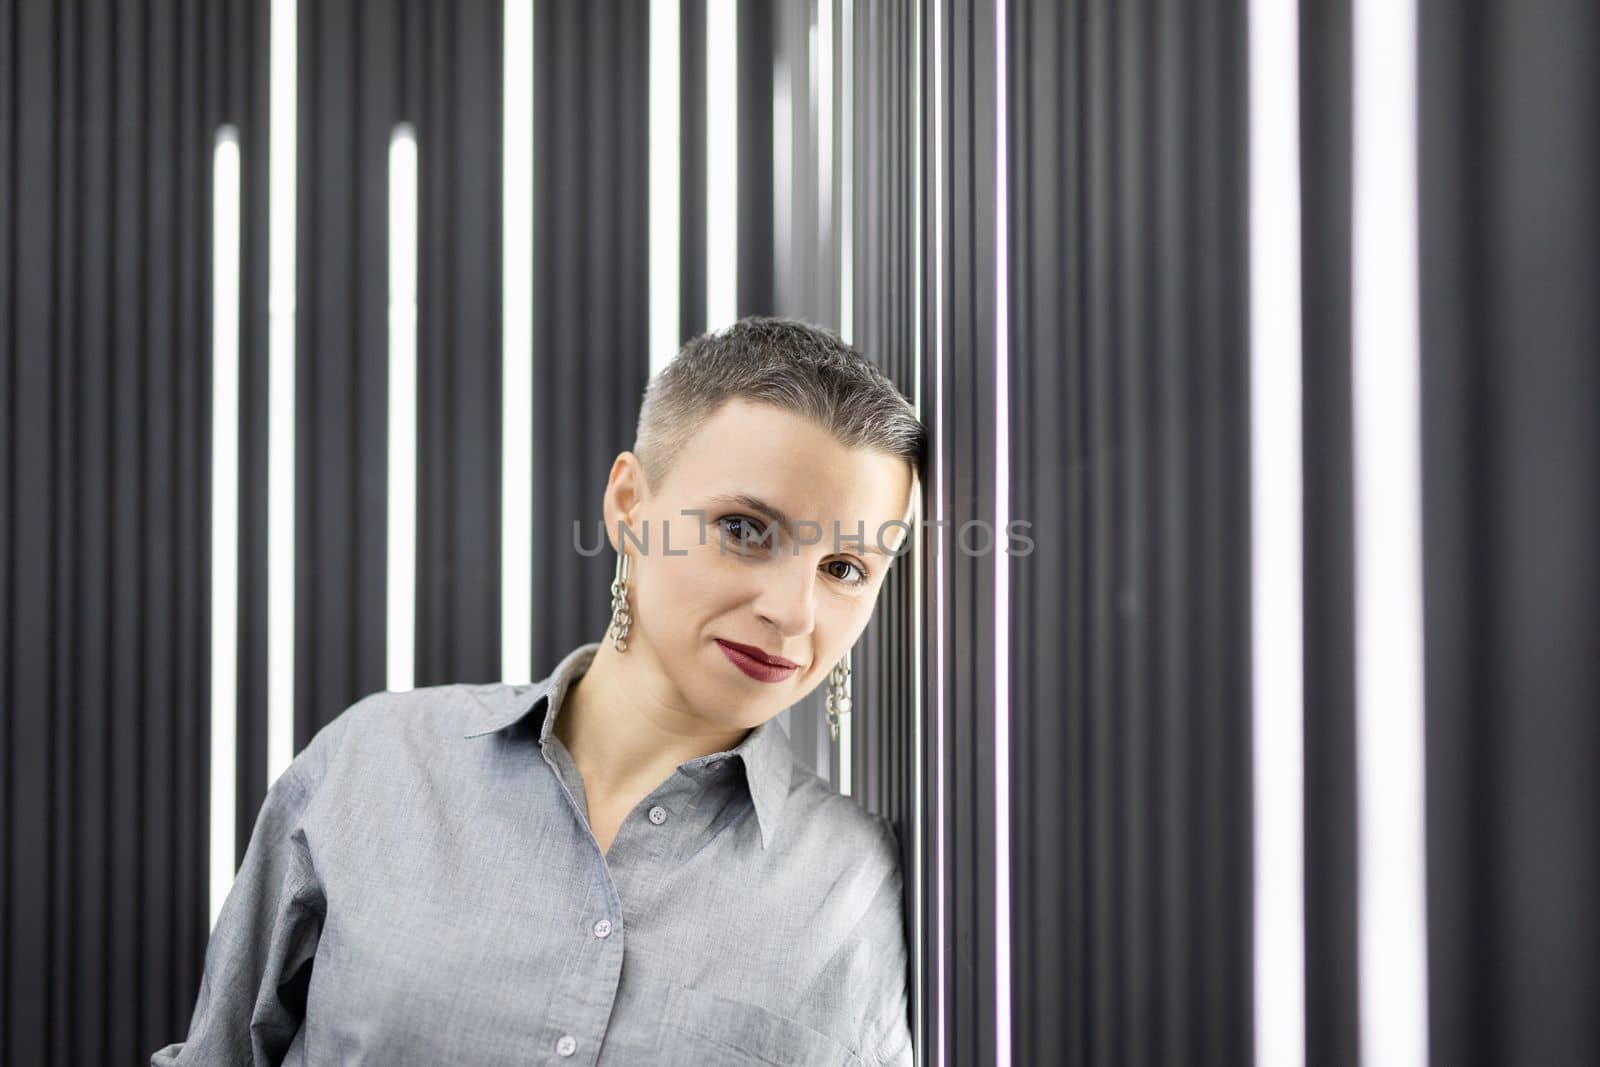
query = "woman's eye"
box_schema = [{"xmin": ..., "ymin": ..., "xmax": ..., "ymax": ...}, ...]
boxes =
[
  {"xmin": 826, "ymin": 559, "xmax": 868, "ymax": 586},
  {"xmin": 714, "ymin": 517, "xmax": 865, "ymax": 585},
  {"xmin": 717, "ymin": 515, "xmax": 770, "ymax": 551}
]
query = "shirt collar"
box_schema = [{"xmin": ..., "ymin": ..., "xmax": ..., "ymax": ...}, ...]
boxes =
[{"xmin": 462, "ymin": 641, "xmax": 793, "ymax": 849}]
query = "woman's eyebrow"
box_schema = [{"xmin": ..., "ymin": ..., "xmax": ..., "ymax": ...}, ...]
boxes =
[
  {"xmin": 701, "ymin": 493, "xmax": 897, "ymax": 556},
  {"xmin": 703, "ymin": 493, "xmax": 796, "ymax": 530}
]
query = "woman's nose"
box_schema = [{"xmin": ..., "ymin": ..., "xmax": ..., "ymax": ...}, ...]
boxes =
[{"xmin": 752, "ymin": 558, "xmax": 818, "ymax": 639}]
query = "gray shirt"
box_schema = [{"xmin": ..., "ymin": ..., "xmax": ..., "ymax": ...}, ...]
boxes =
[{"xmin": 153, "ymin": 641, "xmax": 914, "ymax": 1066}]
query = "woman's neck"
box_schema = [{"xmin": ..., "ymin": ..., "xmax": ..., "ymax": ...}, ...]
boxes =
[{"xmin": 555, "ymin": 638, "xmax": 750, "ymax": 803}]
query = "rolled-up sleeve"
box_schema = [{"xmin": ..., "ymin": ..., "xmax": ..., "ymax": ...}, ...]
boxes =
[{"xmin": 152, "ymin": 730, "xmax": 337, "ymax": 1066}]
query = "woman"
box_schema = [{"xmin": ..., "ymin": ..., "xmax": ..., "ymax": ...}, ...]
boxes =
[{"xmin": 154, "ymin": 317, "xmax": 924, "ymax": 1066}]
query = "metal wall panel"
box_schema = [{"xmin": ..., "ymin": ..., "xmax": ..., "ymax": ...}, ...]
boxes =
[
  {"xmin": 1298, "ymin": 1, "xmax": 1360, "ymax": 1064},
  {"xmin": 847, "ymin": 0, "xmax": 925, "ymax": 1048},
  {"xmin": 0, "ymin": 0, "xmax": 230, "ymax": 1060},
  {"xmin": 526, "ymin": 0, "xmax": 650, "ymax": 674},
  {"xmin": 927, "ymin": 0, "xmax": 1003, "ymax": 1062},
  {"xmin": 1420, "ymin": 2, "xmax": 1600, "ymax": 1064},
  {"xmin": 1007, "ymin": 1, "xmax": 1253, "ymax": 1064},
  {"xmin": 295, "ymin": 0, "xmax": 406, "ymax": 742}
]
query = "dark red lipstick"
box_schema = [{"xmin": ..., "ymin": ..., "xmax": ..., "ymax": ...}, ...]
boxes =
[{"xmin": 715, "ymin": 639, "xmax": 801, "ymax": 683}]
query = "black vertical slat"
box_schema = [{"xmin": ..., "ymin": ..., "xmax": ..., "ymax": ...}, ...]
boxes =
[
  {"xmin": 297, "ymin": 0, "xmax": 356, "ymax": 742},
  {"xmin": 1418, "ymin": 1, "xmax": 1495, "ymax": 1058},
  {"xmin": 931, "ymin": 0, "xmax": 999, "ymax": 1063},
  {"xmin": 584, "ymin": 2, "xmax": 613, "ymax": 517},
  {"xmin": 108, "ymin": 0, "xmax": 146, "ymax": 1056},
  {"xmin": 533, "ymin": 0, "xmax": 584, "ymax": 669},
  {"xmin": 854, "ymin": 0, "xmax": 878, "ymax": 813},
  {"xmin": 177, "ymin": 0, "xmax": 210, "ymax": 1026},
  {"xmin": 678, "ymin": 0, "xmax": 706, "ymax": 341},
  {"xmin": 1149, "ymin": 0, "xmax": 1179, "ymax": 1058},
  {"xmin": 449, "ymin": 0, "xmax": 501, "ymax": 685},
  {"xmin": 236, "ymin": 0, "xmax": 273, "ymax": 871},
  {"xmin": 50, "ymin": 2, "xmax": 82, "ymax": 1061},
  {"xmin": 771, "ymin": 0, "xmax": 797, "ymax": 316},
  {"xmin": 1010, "ymin": 0, "xmax": 1253, "ymax": 1062},
  {"xmin": 142, "ymin": 0, "xmax": 178, "ymax": 1045},
  {"xmin": 354, "ymin": 0, "xmax": 395, "ymax": 696},
  {"xmin": 298, "ymin": 0, "xmax": 378, "ymax": 741},
  {"xmin": 1083, "ymin": 0, "xmax": 1117, "ymax": 1057},
  {"xmin": 1420, "ymin": 2, "xmax": 1600, "ymax": 1065},
  {"xmin": 528, "ymin": 0, "xmax": 649, "ymax": 674},
  {"xmin": 74, "ymin": 2, "xmax": 115, "ymax": 1061},
  {"xmin": 9, "ymin": 3, "xmax": 57, "ymax": 1061},
  {"xmin": 1198, "ymin": 5, "xmax": 1253, "ymax": 1063},
  {"xmin": 417, "ymin": 0, "xmax": 452, "ymax": 681},
  {"xmin": 0, "ymin": 14, "xmax": 13, "ymax": 992},
  {"xmin": 1010, "ymin": 0, "xmax": 1059, "ymax": 1059},
  {"xmin": 600, "ymin": 4, "xmax": 650, "ymax": 540},
  {"xmin": 615, "ymin": 5, "xmax": 650, "ymax": 479},
  {"xmin": 0, "ymin": 0, "xmax": 11, "ymax": 1032},
  {"xmin": 1298, "ymin": 0, "xmax": 1359, "ymax": 1064},
  {"xmin": 1, "ymin": 0, "xmax": 13, "ymax": 1042},
  {"xmin": 737, "ymin": 0, "xmax": 775, "ymax": 317},
  {"xmin": 1063, "ymin": 1, "xmax": 1089, "ymax": 1054},
  {"xmin": 1153, "ymin": 0, "xmax": 1197, "ymax": 1059},
  {"xmin": 1116, "ymin": 0, "xmax": 1152, "ymax": 1059},
  {"xmin": 853, "ymin": 0, "xmax": 920, "ymax": 834}
]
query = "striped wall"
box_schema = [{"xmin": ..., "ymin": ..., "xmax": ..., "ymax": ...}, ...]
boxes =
[
  {"xmin": 0, "ymin": 1, "xmax": 234, "ymax": 1060},
  {"xmin": 1417, "ymin": 2, "xmax": 1600, "ymax": 1064},
  {"xmin": 1004, "ymin": 1, "xmax": 1255, "ymax": 1064},
  {"xmin": 4, "ymin": 1, "xmax": 1599, "ymax": 1064}
]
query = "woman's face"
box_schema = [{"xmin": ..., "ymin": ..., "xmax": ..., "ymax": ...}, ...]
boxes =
[{"xmin": 604, "ymin": 399, "xmax": 914, "ymax": 728}]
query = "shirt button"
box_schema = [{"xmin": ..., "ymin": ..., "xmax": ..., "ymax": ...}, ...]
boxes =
[
  {"xmin": 648, "ymin": 805, "xmax": 668, "ymax": 825},
  {"xmin": 592, "ymin": 918, "xmax": 613, "ymax": 939},
  {"xmin": 555, "ymin": 1034, "xmax": 577, "ymax": 1057}
]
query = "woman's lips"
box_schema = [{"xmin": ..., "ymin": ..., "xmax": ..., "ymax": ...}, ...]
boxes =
[{"xmin": 715, "ymin": 639, "xmax": 800, "ymax": 683}]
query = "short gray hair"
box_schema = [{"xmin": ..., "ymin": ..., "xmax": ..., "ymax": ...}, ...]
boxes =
[{"xmin": 633, "ymin": 316, "xmax": 926, "ymax": 496}]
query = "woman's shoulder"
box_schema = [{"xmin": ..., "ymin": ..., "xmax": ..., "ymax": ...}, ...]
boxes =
[
  {"xmin": 323, "ymin": 682, "xmax": 490, "ymax": 740},
  {"xmin": 295, "ymin": 683, "xmax": 508, "ymax": 783},
  {"xmin": 780, "ymin": 763, "xmax": 904, "ymax": 876}
]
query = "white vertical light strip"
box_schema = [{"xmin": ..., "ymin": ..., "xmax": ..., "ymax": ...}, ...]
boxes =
[
  {"xmin": 704, "ymin": 0, "xmax": 738, "ymax": 330},
  {"xmin": 210, "ymin": 126, "xmax": 242, "ymax": 931},
  {"xmin": 1249, "ymin": 0, "xmax": 1307, "ymax": 1063},
  {"xmin": 838, "ymin": 0, "xmax": 853, "ymax": 344},
  {"xmin": 649, "ymin": 0, "xmax": 682, "ymax": 377},
  {"xmin": 992, "ymin": 2, "xmax": 1012, "ymax": 1063},
  {"xmin": 503, "ymin": 0, "xmax": 535, "ymax": 685},
  {"xmin": 1353, "ymin": 0, "xmax": 1429, "ymax": 1062},
  {"xmin": 267, "ymin": 0, "xmax": 297, "ymax": 786},
  {"xmin": 932, "ymin": 0, "xmax": 948, "ymax": 1061},
  {"xmin": 387, "ymin": 126, "xmax": 419, "ymax": 694}
]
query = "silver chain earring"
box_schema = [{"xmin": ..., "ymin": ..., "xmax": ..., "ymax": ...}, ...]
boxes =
[
  {"xmin": 824, "ymin": 648, "xmax": 853, "ymax": 742},
  {"xmin": 607, "ymin": 551, "xmax": 633, "ymax": 652}
]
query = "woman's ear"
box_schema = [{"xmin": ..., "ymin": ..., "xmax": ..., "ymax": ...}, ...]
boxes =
[{"xmin": 603, "ymin": 452, "xmax": 646, "ymax": 552}]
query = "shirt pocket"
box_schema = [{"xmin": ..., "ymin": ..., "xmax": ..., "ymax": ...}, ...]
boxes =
[{"xmin": 657, "ymin": 983, "xmax": 867, "ymax": 1067}]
